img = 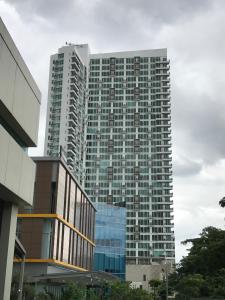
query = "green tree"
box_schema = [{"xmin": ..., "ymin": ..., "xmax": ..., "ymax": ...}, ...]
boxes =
[
  {"xmin": 36, "ymin": 291, "xmax": 53, "ymax": 300},
  {"xmin": 128, "ymin": 287, "xmax": 153, "ymax": 300},
  {"xmin": 149, "ymin": 279, "xmax": 161, "ymax": 299},
  {"xmin": 219, "ymin": 196, "xmax": 225, "ymax": 207},
  {"xmin": 23, "ymin": 284, "xmax": 36, "ymax": 300},
  {"xmin": 86, "ymin": 287, "xmax": 99, "ymax": 300},
  {"xmin": 109, "ymin": 281, "xmax": 130, "ymax": 300},
  {"xmin": 175, "ymin": 274, "xmax": 205, "ymax": 300},
  {"xmin": 60, "ymin": 282, "xmax": 86, "ymax": 300},
  {"xmin": 168, "ymin": 227, "xmax": 225, "ymax": 299},
  {"xmin": 109, "ymin": 281, "xmax": 153, "ymax": 300},
  {"xmin": 178, "ymin": 226, "xmax": 225, "ymax": 276},
  {"xmin": 206, "ymin": 269, "xmax": 225, "ymax": 298}
]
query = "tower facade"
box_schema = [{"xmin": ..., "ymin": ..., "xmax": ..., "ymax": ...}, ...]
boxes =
[
  {"xmin": 44, "ymin": 44, "xmax": 89, "ymax": 184},
  {"xmin": 85, "ymin": 49, "xmax": 175, "ymax": 268}
]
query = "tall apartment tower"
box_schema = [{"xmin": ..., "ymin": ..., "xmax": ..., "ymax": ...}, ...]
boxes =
[
  {"xmin": 45, "ymin": 45, "xmax": 175, "ymax": 284},
  {"xmin": 85, "ymin": 49, "xmax": 175, "ymax": 279},
  {"xmin": 44, "ymin": 44, "xmax": 89, "ymax": 184}
]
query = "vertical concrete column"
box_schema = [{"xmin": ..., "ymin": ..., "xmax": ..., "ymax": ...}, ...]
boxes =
[
  {"xmin": 0, "ymin": 202, "xmax": 18, "ymax": 300},
  {"xmin": 41, "ymin": 219, "xmax": 51, "ymax": 259}
]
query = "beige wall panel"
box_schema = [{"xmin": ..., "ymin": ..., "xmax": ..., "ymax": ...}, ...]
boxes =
[
  {"xmin": 12, "ymin": 67, "xmax": 40, "ymax": 144},
  {"xmin": 0, "ymin": 18, "xmax": 41, "ymax": 146},
  {"xmin": 18, "ymin": 152, "xmax": 35, "ymax": 206},
  {"xmin": 126, "ymin": 264, "xmax": 163, "ymax": 292},
  {"xmin": 0, "ymin": 37, "xmax": 16, "ymax": 111},
  {"xmin": 0, "ymin": 126, "xmax": 35, "ymax": 206},
  {"xmin": 0, "ymin": 18, "xmax": 41, "ymax": 102},
  {"xmin": 4, "ymin": 135, "xmax": 23, "ymax": 196},
  {"xmin": 0, "ymin": 126, "xmax": 10, "ymax": 184},
  {"xmin": 0, "ymin": 35, "xmax": 3, "ymax": 62}
]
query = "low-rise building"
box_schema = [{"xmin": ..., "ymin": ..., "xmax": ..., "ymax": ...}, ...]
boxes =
[
  {"xmin": 16, "ymin": 157, "xmax": 96, "ymax": 276},
  {"xmin": 127, "ymin": 260, "xmax": 173, "ymax": 292}
]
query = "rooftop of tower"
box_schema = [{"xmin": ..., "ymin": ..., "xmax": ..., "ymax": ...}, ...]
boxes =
[{"xmin": 90, "ymin": 48, "xmax": 167, "ymax": 58}]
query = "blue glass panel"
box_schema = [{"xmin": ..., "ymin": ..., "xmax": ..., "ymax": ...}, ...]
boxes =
[{"xmin": 93, "ymin": 203, "xmax": 126, "ymax": 280}]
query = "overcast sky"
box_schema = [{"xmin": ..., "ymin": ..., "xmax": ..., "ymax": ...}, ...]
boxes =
[{"xmin": 1, "ymin": 0, "xmax": 225, "ymax": 262}]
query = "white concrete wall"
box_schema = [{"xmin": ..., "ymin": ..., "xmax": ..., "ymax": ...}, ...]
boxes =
[
  {"xmin": 0, "ymin": 17, "xmax": 40, "ymax": 206},
  {"xmin": 0, "ymin": 18, "xmax": 41, "ymax": 147},
  {"xmin": 126, "ymin": 264, "xmax": 164, "ymax": 292},
  {"xmin": 0, "ymin": 125, "xmax": 36, "ymax": 206}
]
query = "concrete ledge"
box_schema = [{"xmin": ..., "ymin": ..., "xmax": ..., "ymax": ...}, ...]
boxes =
[
  {"xmin": 0, "ymin": 17, "xmax": 41, "ymax": 102},
  {"xmin": 0, "ymin": 125, "xmax": 35, "ymax": 206},
  {"xmin": 0, "ymin": 17, "xmax": 41, "ymax": 146}
]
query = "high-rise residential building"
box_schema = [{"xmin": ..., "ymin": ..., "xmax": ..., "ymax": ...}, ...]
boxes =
[
  {"xmin": 45, "ymin": 45, "xmax": 175, "ymax": 285},
  {"xmin": 0, "ymin": 18, "xmax": 41, "ymax": 299},
  {"xmin": 44, "ymin": 44, "xmax": 89, "ymax": 184},
  {"xmin": 86, "ymin": 49, "xmax": 174, "ymax": 284}
]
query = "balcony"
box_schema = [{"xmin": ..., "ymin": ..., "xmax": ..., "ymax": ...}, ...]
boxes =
[
  {"xmin": 71, "ymin": 62, "xmax": 79, "ymax": 72},
  {"xmin": 69, "ymin": 101, "xmax": 76, "ymax": 111},
  {"xmin": 70, "ymin": 89, "xmax": 79, "ymax": 98},
  {"xmin": 70, "ymin": 82, "xmax": 79, "ymax": 93},
  {"xmin": 161, "ymin": 77, "xmax": 170, "ymax": 83}
]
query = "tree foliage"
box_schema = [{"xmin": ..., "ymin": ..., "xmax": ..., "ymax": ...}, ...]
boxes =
[
  {"xmin": 109, "ymin": 281, "xmax": 153, "ymax": 300},
  {"xmin": 60, "ymin": 282, "xmax": 86, "ymax": 300},
  {"xmin": 59, "ymin": 281, "xmax": 153, "ymax": 300},
  {"xmin": 219, "ymin": 196, "xmax": 225, "ymax": 207},
  {"xmin": 169, "ymin": 226, "xmax": 225, "ymax": 299},
  {"xmin": 179, "ymin": 226, "xmax": 225, "ymax": 276},
  {"xmin": 36, "ymin": 291, "xmax": 53, "ymax": 300},
  {"xmin": 149, "ymin": 279, "xmax": 161, "ymax": 300}
]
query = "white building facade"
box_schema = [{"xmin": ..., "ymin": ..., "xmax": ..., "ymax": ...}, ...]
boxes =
[{"xmin": 44, "ymin": 44, "xmax": 89, "ymax": 184}]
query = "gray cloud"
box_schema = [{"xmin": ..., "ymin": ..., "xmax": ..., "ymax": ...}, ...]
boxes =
[
  {"xmin": 6, "ymin": 0, "xmax": 212, "ymax": 25},
  {"xmin": 174, "ymin": 157, "xmax": 202, "ymax": 177},
  {"xmin": 92, "ymin": 0, "xmax": 212, "ymax": 26},
  {"xmin": 3, "ymin": 0, "xmax": 217, "ymax": 61},
  {"xmin": 4, "ymin": 0, "xmax": 213, "ymax": 52},
  {"xmin": 173, "ymin": 90, "xmax": 225, "ymax": 164},
  {"xmin": 5, "ymin": 0, "xmax": 75, "ymax": 19}
]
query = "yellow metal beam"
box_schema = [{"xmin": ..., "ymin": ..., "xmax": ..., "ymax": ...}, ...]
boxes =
[
  {"xmin": 17, "ymin": 214, "xmax": 57, "ymax": 218},
  {"xmin": 14, "ymin": 258, "xmax": 87, "ymax": 272}
]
